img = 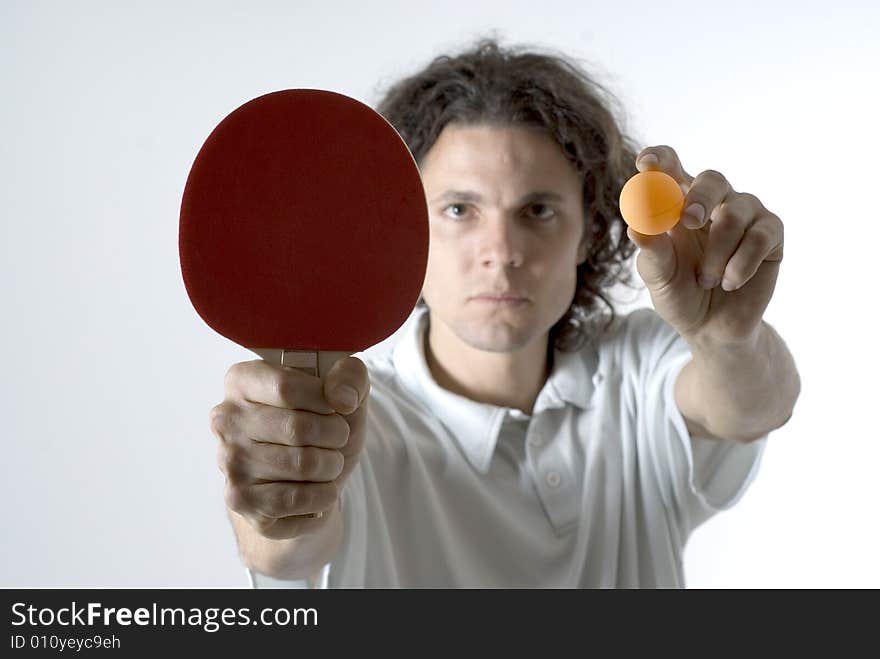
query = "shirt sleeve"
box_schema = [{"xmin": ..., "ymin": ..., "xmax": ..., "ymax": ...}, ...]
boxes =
[
  {"xmin": 628, "ymin": 308, "xmax": 768, "ymax": 537},
  {"xmin": 245, "ymin": 563, "xmax": 330, "ymax": 589}
]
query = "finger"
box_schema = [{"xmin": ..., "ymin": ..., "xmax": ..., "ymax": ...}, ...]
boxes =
[
  {"xmin": 337, "ymin": 394, "xmax": 368, "ymax": 484},
  {"xmin": 322, "ymin": 356, "xmax": 371, "ymax": 415},
  {"xmin": 209, "ymin": 401, "xmax": 240, "ymax": 443},
  {"xmin": 720, "ymin": 213, "xmax": 784, "ymax": 291},
  {"xmin": 698, "ymin": 195, "xmax": 758, "ymax": 289},
  {"xmin": 636, "ymin": 145, "xmax": 694, "ymax": 186},
  {"xmin": 238, "ymin": 403, "xmax": 349, "ymax": 449},
  {"xmin": 679, "ymin": 169, "xmax": 734, "ymax": 230},
  {"xmin": 225, "ymin": 360, "xmax": 335, "ymax": 413},
  {"xmin": 226, "ymin": 481, "xmax": 339, "ymax": 519},
  {"xmin": 233, "ymin": 443, "xmax": 345, "ymax": 482},
  {"xmin": 627, "ymin": 226, "xmax": 677, "ymax": 291},
  {"xmin": 249, "ymin": 506, "xmax": 337, "ymax": 540}
]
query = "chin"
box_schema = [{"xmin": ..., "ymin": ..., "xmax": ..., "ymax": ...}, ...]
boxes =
[{"xmin": 454, "ymin": 317, "xmax": 541, "ymax": 353}]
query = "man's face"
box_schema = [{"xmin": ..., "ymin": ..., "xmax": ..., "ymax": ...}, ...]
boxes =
[{"xmin": 419, "ymin": 122, "xmax": 588, "ymax": 354}]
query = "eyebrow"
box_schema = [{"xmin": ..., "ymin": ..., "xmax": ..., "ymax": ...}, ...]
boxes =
[{"xmin": 430, "ymin": 189, "xmax": 565, "ymax": 206}]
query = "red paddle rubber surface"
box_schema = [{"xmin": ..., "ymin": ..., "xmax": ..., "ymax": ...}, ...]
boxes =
[{"xmin": 180, "ymin": 89, "xmax": 429, "ymax": 352}]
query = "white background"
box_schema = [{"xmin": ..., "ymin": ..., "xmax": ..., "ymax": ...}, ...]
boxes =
[{"xmin": 2, "ymin": 0, "xmax": 877, "ymax": 587}]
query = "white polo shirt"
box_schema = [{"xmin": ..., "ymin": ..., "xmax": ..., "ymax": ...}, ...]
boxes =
[{"xmin": 246, "ymin": 305, "xmax": 767, "ymax": 588}]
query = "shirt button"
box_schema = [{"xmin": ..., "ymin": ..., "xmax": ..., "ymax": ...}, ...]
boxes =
[
  {"xmin": 545, "ymin": 470, "xmax": 562, "ymax": 488},
  {"xmin": 528, "ymin": 433, "xmax": 544, "ymax": 447}
]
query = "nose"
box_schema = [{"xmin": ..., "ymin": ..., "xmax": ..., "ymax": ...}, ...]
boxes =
[{"xmin": 478, "ymin": 217, "xmax": 524, "ymax": 269}]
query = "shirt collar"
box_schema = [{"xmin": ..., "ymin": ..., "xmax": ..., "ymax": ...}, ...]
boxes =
[{"xmin": 392, "ymin": 306, "xmax": 600, "ymax": 474}]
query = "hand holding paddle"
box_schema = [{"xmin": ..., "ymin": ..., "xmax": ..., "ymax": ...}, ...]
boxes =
[
  {"xmin": 210, "ymin": 355, "xmax": 370, "ymax": 540},
  {"xmin": 180, "ymin": 89, "xmax": 428, "ymax": 531}
]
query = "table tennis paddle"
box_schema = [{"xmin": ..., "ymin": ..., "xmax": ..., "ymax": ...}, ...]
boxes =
[{"xmin": 179, "ymin": 89, "xmax": 429, "ymax": 518}]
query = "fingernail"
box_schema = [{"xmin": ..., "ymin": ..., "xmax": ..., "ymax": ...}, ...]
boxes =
[
  {"xmin": 721, "ymin": 277, "xmax": 736, "ymax": 291},
  {"xmin": 699, "ymin": 274, "xmax": 719, "ymax": 289},
  {"xmin": 682, "ymin": 203, "xmax": 705, "ymax": 228},
  {"xmin": 334, "ymin": 385, "xmax": 359, "ymax": 411},
  {"xmin": 639, "ymin": 154, "xmax": 659, "ymax": 167}
]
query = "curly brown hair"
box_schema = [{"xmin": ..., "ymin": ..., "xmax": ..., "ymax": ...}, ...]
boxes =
[{"xmin": 372, "ymin": 36, "xmax": 641, "ymax": 352}]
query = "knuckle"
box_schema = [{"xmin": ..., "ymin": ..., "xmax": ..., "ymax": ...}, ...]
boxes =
[
  {"xmin": 224, "ymin": 363, "xmax": 244, "ymax": 393},
  {"xmin": 714, "ymin": 203, "xmax": 748, "ymax": 227},
  {"xmin": 253, "ymin": 515, "xmax": 275, "ymax": 535},
  {"xmin": 222, "ymin": 447, "xmax": 249, "ymax": 484},
  {"xmin": 216, "ymin": 444, "xmax": 230, "ymax": 474},
  {"xmin": 699, "ymin": 168, "xmax": 726, "ymax": 185},
  {"xmin": 292, "ymin": 412, "xmax": 313, "ymax": 444},
  {"xmin": 740, "ymin": 191, "xmax": 761, "ymax": 207},
  {"xmin": 225, "ymin": 466, "xmax": 247, "ymax": 490},
  {"xmin": 297, "ymin": 448, "xmax": 318, "ymax": 476},
  {"xmin": 281, "ymin": 411, "xmax": 297, "ymax": 443},
  {"xmin": 216, "ymin": 447, "xmax": 231, "ymax": 480},
  {"xmin": 224, "ymin": 484, "xmax": 249, "ymax": 513},
  {"xmin": 209, "ymin": 402, "xmax": 235, "ymax": 438},
  {"xmin": 269, "ymin": 371, "xmax": 286, "ymax": 402},
  {"xmin": 653, "ymin": 144, "xmax": 674, "ymax": 159},
  {"xmin": 748, "ymin": 226, "xmax": 772, "ymax": 252},
  {"xmin": 268, "ymin": 447, "xmax": 294, "ymax": 475}
]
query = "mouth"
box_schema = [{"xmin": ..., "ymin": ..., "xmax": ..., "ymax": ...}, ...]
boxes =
[{"xmin": 469, "ymin": 292, "xmax": 530, "ymax": 306}]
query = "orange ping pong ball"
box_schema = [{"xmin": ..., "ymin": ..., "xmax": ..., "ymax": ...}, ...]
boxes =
[{"xmin": 619, "ymin": 170, "xmax": 685, "ymax": 235}]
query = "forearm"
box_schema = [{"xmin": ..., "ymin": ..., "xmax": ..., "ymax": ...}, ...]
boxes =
[
  {"xmin": 228, "ymin": 503, "xmax": 343, "ymax": 580},
  {"xmin": 676, "ymin": 321, "xmax": 801, "ymax": 442}
]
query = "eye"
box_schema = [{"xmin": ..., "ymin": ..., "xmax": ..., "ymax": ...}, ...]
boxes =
[
  {"xmin": 527, "ymin": 203, "xmax": 556, "ymax": 221},
  {"xmin": 443, "ymin": 203, "xmax": 471, "ymax": 220}
]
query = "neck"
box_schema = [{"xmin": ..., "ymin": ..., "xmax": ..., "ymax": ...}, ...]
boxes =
[{"xmin": 424, "ymin": 313, "xmax": 551, "ymax": 415}]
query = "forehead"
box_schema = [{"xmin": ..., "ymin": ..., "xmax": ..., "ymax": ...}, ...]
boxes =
[{"xmin": 420, "ymin": 122, "xmax": 579, "ymax": 185}]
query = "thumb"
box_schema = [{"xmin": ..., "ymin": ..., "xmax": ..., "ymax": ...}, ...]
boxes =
[
  {"xmin": 323, "ymin": 356, "xmax": 370, "ymax": 415},
  {"xmin": 627, "ymin": 227, "xmax": 677, "ymax": 290}
]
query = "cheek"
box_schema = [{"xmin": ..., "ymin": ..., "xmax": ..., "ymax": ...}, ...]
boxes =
[
  {"xmin": 535, "ymin": 241, "xmax": 581, "ymax": 303},
  {"xmin": 544, "ymin": 261, "xmax": 578, "ymax": 296},
  {"xmin": 422, "ymin": 235, "xmax": 463, "ymax": 302}
]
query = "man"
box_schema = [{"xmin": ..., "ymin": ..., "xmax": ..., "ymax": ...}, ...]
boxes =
[{"xmin": 210, "ymin": 38, "xmax": 800, "ymax": 587}]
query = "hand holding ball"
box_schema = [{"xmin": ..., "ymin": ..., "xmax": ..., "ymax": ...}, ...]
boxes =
[{"xmin": 619, "ymin": 171, "xmax": 684, "ymax": 235}]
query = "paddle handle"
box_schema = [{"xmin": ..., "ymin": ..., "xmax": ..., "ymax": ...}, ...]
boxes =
[
  {"xmin": 250, "ymin": 349, "xmax": 352, "ymax": 377},
  {"xmin": 250, "ymin": 349, "xmax": 353, "ymax": 520}
]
